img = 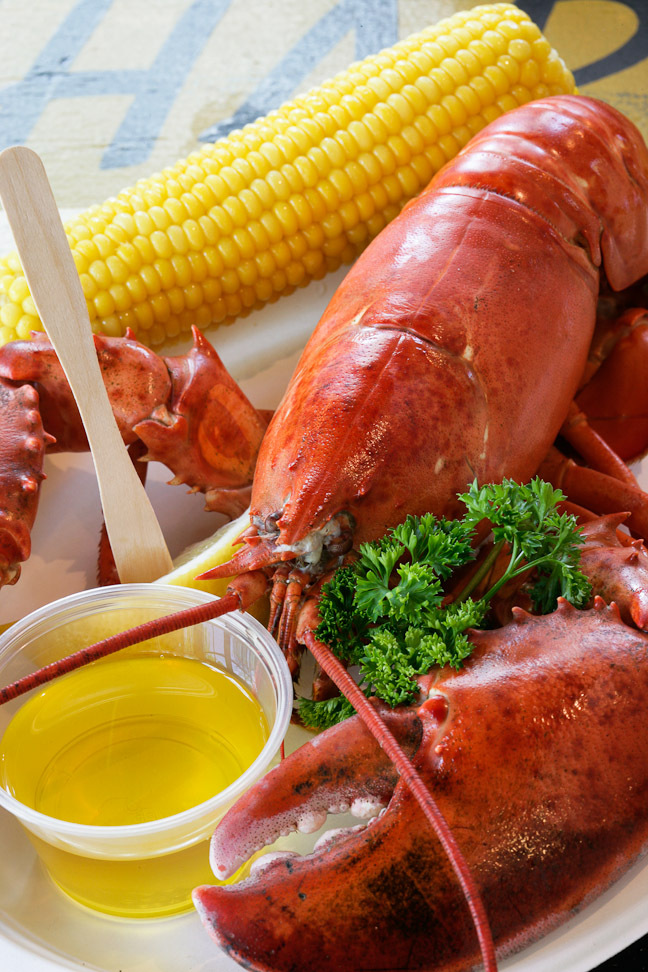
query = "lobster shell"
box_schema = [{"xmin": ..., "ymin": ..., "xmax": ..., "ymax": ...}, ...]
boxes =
[
  {"xmin": 195, "ymin": 600, "xmax": 648, "ymax": 971},
  {"xmin": 193, "ymin": 96, "xmax": 648, "ymax": 971},
  {"xmin": 247, "ymin": 96, "xmax": 648, "ymax": 550}
]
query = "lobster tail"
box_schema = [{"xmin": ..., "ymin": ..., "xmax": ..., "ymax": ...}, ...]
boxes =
[{"xmin": 432, "ymin": 96, "xmax": 648, "ymax": 290}]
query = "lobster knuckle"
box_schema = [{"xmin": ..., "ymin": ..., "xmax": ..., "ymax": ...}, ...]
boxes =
[
  {"xmin": 0, "ymin": 376, "xmax": 47, "ymax": 583},
  {"xmin": 136, "ymin": 327, "xmax": 269, "ymax": 494},
  {"xmin": 94, "ymin": 332, "xmax": 171, "ymax": 438},
  {"xmin": 578, "ymin": 514, "xmax": 648, "ymax": 629}
]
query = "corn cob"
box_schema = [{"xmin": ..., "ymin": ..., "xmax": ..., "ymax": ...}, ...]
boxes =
[{"xmin": 0, "ymin": 3, "xmax": 575, "ymax": 349}]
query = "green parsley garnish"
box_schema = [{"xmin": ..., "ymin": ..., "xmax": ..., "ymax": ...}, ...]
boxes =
[{"xmin": 298, "ymin": 478, "xmax": 591, "ymax": 729}]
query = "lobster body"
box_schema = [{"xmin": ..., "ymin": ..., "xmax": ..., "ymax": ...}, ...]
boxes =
[
  {"xmin": 195, "ymin": 601, "xmax": 648, "ymax": 971},
  {"xmin": 245, "ymin": 96, "xmax": 648, "ymax": 552}
]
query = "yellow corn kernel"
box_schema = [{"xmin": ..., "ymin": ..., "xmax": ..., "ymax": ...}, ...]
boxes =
[{"xmin": 0, "ymin": 3, "xmax": 574, "ymax": 349}]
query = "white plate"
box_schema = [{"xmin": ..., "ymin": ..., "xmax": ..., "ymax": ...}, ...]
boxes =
[{"xmin": 1, "ymin": 233, "xmax": 647, "ymax": 971}]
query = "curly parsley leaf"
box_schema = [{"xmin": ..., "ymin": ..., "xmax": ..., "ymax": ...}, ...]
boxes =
[
  {"xmin": 356, "ymin": 561, "xmax": 443, "ymax": 625},
  {"xmin": 530, "ymin": 554, "xmax": 592, "ymax": 614},
  {"xmin": 459, "ymin": 477, "xmax": 592, "ymax": 611},
  {"xmin": 354, "ymin": 515, "xmax": 474, "ymax": 624},
  {"xmin": 315, "ymin": 566, "xmax": 370, "ymax": 663},
  {"xmin": 390, "ymin": 514, "xmax": 475, "ymax": 578},
  {"xmin": 304, "ymin": 478, "xmax": 591, "ymax": 730}
]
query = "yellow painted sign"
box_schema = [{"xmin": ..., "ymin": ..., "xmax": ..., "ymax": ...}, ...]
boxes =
[{"xmin": 1, "ymin": 1, "xmax": 646, "ymax": 207}]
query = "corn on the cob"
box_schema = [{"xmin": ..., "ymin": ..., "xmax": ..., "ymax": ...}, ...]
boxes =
[{"xmin": 0, "ymin": 3, "xmax": 575, "ymax": 349}]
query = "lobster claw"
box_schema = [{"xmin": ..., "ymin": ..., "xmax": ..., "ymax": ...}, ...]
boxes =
[
  {"xmin": 134, "ymin": 327, "xmax": 270, "ymax": 514},
  {"xmin": 579, "ymin": 512, "xmax": 648, "ymax": 629},
  {"xmin": 206, "ymin": 702, "xmax": 423, "ymax": 879},
  {"xmin": 194, "ymin": 603, "xmax": 648, "ymax": 972},
  {"xmin": 193, "ymin": 703, "xmax": 427, "ymax": 971},
  {"xmin": 0, "ymin": 377, "xmax": 50, "ymax": 586}
]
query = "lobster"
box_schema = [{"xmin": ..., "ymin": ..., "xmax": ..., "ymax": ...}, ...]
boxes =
[
  {"xmin": 4, "ymin": 93, "xmax": 648, "ymax": 970},
  {"xmin": 0, "ymin": 326, "xmax": 270, "ymax": 586},
  {"xmin": 185, "ymin": 94, "xmax": 648, "ymax": 969},
  {"xmin": 197, "ymin": 94, "xmax": 648, "ymax": 675}
]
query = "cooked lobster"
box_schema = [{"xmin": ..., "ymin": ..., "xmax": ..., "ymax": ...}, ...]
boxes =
[
  {"xmin": 200, "ymin": 94, "xmax": 648, "ymax": 671},
  {"xmin": 4, "ymin": 93, "xmax": 648, "ymax": 971},
  {"xmin": 188, "ymin": 93, "xmax": 648, "ymax": 969}
]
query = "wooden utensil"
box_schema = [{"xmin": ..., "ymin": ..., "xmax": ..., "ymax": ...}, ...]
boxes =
[{"xmin": 0, "ymin": 145, "xmax": 173, "ymax": 582}]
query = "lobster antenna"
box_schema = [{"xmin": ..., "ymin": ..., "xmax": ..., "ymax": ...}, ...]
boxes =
[
  {"xmin": 302, "ymin": 627, "xmax": 498, "ymax": 972},
  {"xmin": 0, "ymin": 592, "xmax": 241, "ymax": 705}
]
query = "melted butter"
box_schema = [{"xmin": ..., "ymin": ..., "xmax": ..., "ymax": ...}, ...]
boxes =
[{"xmin": 0, "ymin": 654, "xmax": 268, "ymax": 916}]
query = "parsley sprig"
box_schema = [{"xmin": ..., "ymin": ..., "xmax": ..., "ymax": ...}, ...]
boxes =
[
  {"xmin": 299, "ymin": 478, "xmax": 591, "ymax": 730},
  {"xmin": 459, "ymin": 478, "xmax": 593, "ymax": 613}
]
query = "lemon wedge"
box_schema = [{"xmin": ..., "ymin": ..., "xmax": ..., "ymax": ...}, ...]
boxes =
[{"xmin": 154, "ymin": 510, "xmax": 269, "ymax": 624}]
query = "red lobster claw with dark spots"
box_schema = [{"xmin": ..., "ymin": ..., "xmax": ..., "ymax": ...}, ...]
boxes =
[{"xmin": 194, "ymin": 601, "xmax": 648, "ymax": 972}]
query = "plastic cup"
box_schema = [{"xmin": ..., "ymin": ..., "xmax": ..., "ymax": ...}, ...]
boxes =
[{"xmin": 0, "ymin": 585, "xmax": 292, "ymax": 919}]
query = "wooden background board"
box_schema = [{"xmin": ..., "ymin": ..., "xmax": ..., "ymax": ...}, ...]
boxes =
[
  {"xmin": 1, "ymin": 4, "xmax": 648, "ymax": 971},
  {"xmin": 0, "ymin": 0, "xmax": 647, "ymax": 210}
]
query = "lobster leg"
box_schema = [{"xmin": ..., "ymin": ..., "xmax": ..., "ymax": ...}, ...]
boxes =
[
  {"xmin": 539, "ymin": 446, "xmax": 648, "ymax": 539},
  {"xmin": 277, "ymin": 569, "xmax": 311, "ymax": 674},
  {"xmin": 540, "ymin": 301, "xmax": 648, "ymax": 550},
  {"xmin": 559, "ymin": 402, "xmax": 639, "ymax": 486},
  {"xmin": 0, "ymin": 377, "xmax": 52, "ymax": 586},
  {"xmin": 550, "ymin": 301, "xmax": 648, "ymax": 496},
  {"xmin": 576, "ymin": 307, "xmax": 648, "ymax": 463},
  {"xmin": 267, "ymin": 564, "xmax": 291, "ymax": 634}
]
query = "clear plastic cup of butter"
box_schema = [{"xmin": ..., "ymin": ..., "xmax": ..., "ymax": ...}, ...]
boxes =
[{"xmin": 0, "ymin": 585, "xmax": 292, "ymax": 919}]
